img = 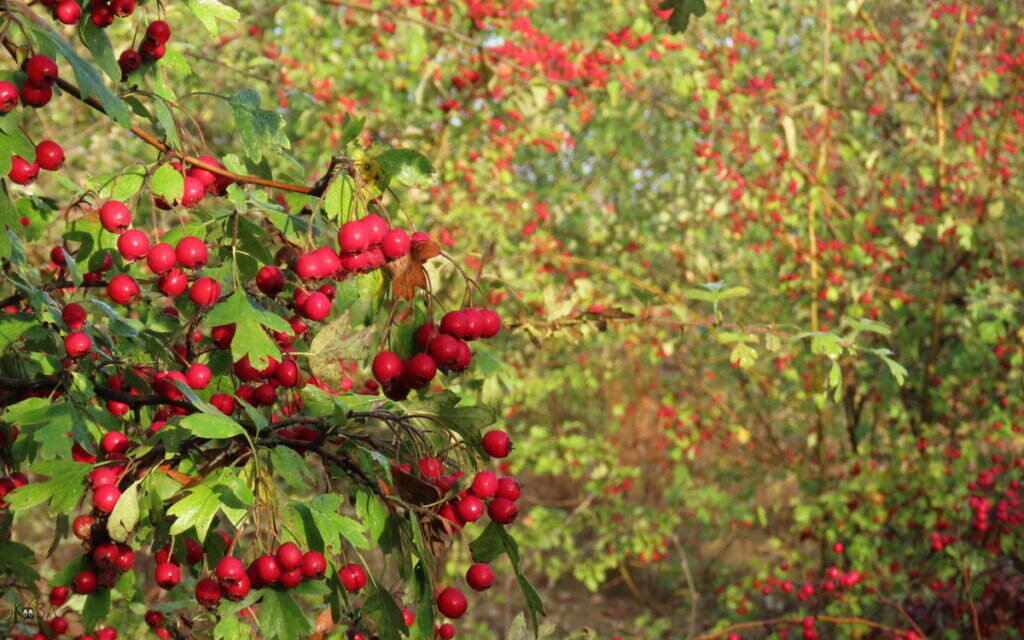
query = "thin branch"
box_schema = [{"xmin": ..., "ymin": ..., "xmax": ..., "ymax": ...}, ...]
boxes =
[{"xmin": 857, "ymin": 8, "xmax": 936, "ymax": 105}]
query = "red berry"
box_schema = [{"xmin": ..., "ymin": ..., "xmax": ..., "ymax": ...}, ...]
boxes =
[
  {"xmin": 256, "ymin": 265, "xmax": 285, "ymax": 296},
  {"xmin": 35, "ymin": 140, "xmax": 64, "ymax": 171},
  {"xmin": 50, "ymin": 586, "xmax": 70, "ymax": 607},
  {"xmin": 361, "ymin": 214, "xmax": 387, "ymax": 244},
  {"xmin": 301, "ymin": 551, "xmax": 326, "ymax": 579},
  {"xmin": 48, "ymin": 616, "xmax": 69, "ymax": 635},
  {"xmin": 482, "ymin": 430, "xmax": 512, "ymax": 458},
  {"xmin": 414, "ymin": 322, "xmax": 441, "ymax": 351},
  {"xmin": 437, "ymin": 623, "xmax": 456, "ymax": 639},
  {"xmin": 440, "ymin": 310, "xmax": 468, "ymax": 339},
  {"xmin": 89, "ymin": 466, "xmax": 118, "ymax": 489},
  {"xmin": 402, "ymin": 353, "xmax": 437, "ymax": 389},
  {"xmin": 140, "ymin": 40, "xmax": 166, "ymax": 61},
  {"xmin": 55, "ymin": 0, "xmax": 83, "ymax": 23},
  {"xmin": 276, "ymin": 542, "xmax": 303, "ymax": 571},
  {"xmin": 64, "ymin": 331, "xmax": 91, "ymax": 358},
  {"xmin": 186, "ymin": 363, "xmax": 212, "ymax": 389},
  {"xmin": 211, "ymin": 323, "xmax": 236, "ymax": 348},
  {"xmin": 210, "ymin": 393, "xmax": 236, "ymax": 415},
  {"xmin": 372, "ymin": 351, "xmax": 403, "ymax": 384},
  {"xmin": 0, "ymin": 81, "xmax": 18, "ymax": 111},
  {"xmin": 181, "ymin": 176, "xmax": 205, "ymax": 208},
  {"xmin": 466, "ymin": 563, "xmax": 494, "ymax": 591},
  {"xmin": 144, "ymin": 611, "xmax": 164, "ymax": 627},
  {"xmin": 146, "ymin": 242, "xmax": 177, "ymax": 273},
  {"xmin": 253, "ymin": 554, "xmax": 282, "ymax": 586},
  {"xmin": 99, "ymin": 201, "xmax": 132, "ymax": 233},
  {"xmin": 435, "ymin": 587, "xmax": 468, "ymax": 619},
  {"xmin": 470, "ymin": 471, "xmax": 498, "ymax": 499},
  {"xmin": 8, "ymin": 156, "xmax": 39, "ymax": 185},
  {"xmin": 479, "ymin": 309, "xmax": 502, "ymax": 338},
  {"xmin": 155, "ymin": 562, "xmax": 181, "ymax": 589},
  {"xmin": 301, "ymin": 291, "xmax": 331, "ymax": 321},
  {"xmin": 176, "ymin": 236, "xmax": 208, "ymax": 270},
  {"xmin": 496, "ymin": 477, "xmax": 520, "ymax": 501},
  {"xmin": 381, "ymin": 228, "xmax": 410, "ymax": 259},
  {"xmin": 223, "ymin": 573, "xmax": 251, "ymax": 601},
  {"xmin": 92, "ymin": 484, "xmax": 121, "ymax": 513},
  {"xmin": 101, "ymin": 430, "xmax": 130, "ymax": 454},
  {"xmin": 184, "ymin": 539, "xmax": 204, "ymax": 565},
  {"xmin": 91, "ymin": 3, "xmax": 114, "ymax": 27},
  {"xmin": 114, "ymin": 544, "xmax": 135, "ymax": 571},
  {"xmin": 338, "ymin": 220, "xmax": 370, "ymax": 253},
  {"xmin": 339, "ymin": 563, "xmax": 367, "ymax": 592},
  {"xmin": 192, "ymin": 577, "xmax": 221, "ymax": 608},
  {"xmin": 92, "ymin": 542, "xmax": 118, "ymax": 569},
  {"xmin": 72, "ymin": 514, "xmax": 95, "ymax": 539},
  {"xmin": 72, "ymin": 570, "xmax": 97, "ymax": 594},
  {"xmin": 110, "ymin": 0, "xmax": 135, "ymax": 18},
  {"xmin": 20, "ymin": 82, "xmax": 53, "ymax": 107},
  {"xmin": 428, "ymin": 334, "xmax": 463, "ymax": 370},
  {"xmin": 118, "ymin": 49, "xmax": 142, "ymax": 75},
  {"xmin": 216, "ymin": 556, "xmax": 246, "ymax": 587},
  {"xmin": 274, "ymin": 359, "xmax": 299, "ymax": 387},
  {"xmin": 460, "ymin": 309, "xmax": 483, "ymax": 340},
  {"xmin": 117, "ymin": 228, "xmax": 150, "ymax": 261},
  {"xmin": 418, "ymin": 456, "xmax": 444, "ymax": 479},
  {"xmin": 488, "ymin": 497, "xmax": 518, "ymax": 524},
  {"xmin": 189, "ymin": 277, "xmax": 222, "ymax": 307},
  {"xmin": 25, "ymin": 55, "xmax": 58, "ymax": 86},
  {"xmin": 457, "ymin": 495, "xmax": 485, "ymax": 523},
  {"xmin": 278, "ymin": 567, "xmax": 303, "ymax": 589},
  {"xmin": 146, "ymin": 20, "xmax": 171, "ymax": 44},
  {"xmin": 158, "ymin": 268, "xmax": 188, "ymax": 297}
]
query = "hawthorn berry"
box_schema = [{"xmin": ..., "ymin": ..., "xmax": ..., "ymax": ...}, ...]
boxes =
[
  {"xmin": 466, "ymin": 563, "xmax": 494, "ymax": 591},
  {"xmin": 117, "ymin": 228, "xmax": 150, "ymax": 261},
  {"xmin": 25, "ymin": 55, "xmax": 58, "ymax": 86},
  {"xmin": 216, "ymin": 556, "xmax": 246, "ymax": 587},
  {"xmin": 101, "ymin": 430, "xmax": 130, "ymax": 454},
  {"xmin": 92, "ymin": 542, "xmax": 118, "ymax": 569},
  {"xmin": 72, "ymin": 569, "xmax": 98, "ymax": 594},
  {"xmin": 361, "ymin": 214, "xmax": 387, "ymax": 243},
  {"xmin": 339, "ymin": 563, "xmax": 368, "ymax": 592},
  {"xmin": 8, "ymin": 156, "xmax": 39, "ymax": 185},
  {"xmin": 381, "ymin": 228, "xmax": 411, "ymax": 259},
  {"xmin": 301, "ymin": 551, "xmax": 326, "ymax": 579},
  {"xmin": 72, "ymin": 514, "xmax": 95, "ymax": 539},
  {"xmin": 181, "ymin": 176, "xmax": 205, "ymax": 207},
  {"xmin": 54, "ymin": 0, "xmax": 82, "ymax": 24},
  {"xmin": 253, "ymin": 554, "xmax": 282, "ymax": 586},
  {"xmin": 49, "ymin": 586, "xmax": 70, "ymax": 607},
  {"xmin": 279, "ymin": 567, "xmax": 303, "ymax": 589},
  {"xmin": 146, "ymin": 20, "xmax": 171, "ymax": 44},
  {"xmin": 487, "ymin": 497, "xmax": 518, "ymax": 524},
  {"xmin": 338, "ymin": 220, "xmax": 370, "ymax": 253},
  {"xmin": 470, "ymin": 471, "xmax": 498, "ymax": 499},
  {"xmin": 91, "ymin": 3, "xmax": 114, "ymax": 27},
  {"xmin": 114, "ymin": 544, "xmax": 135, "ymax": 571},
  {"xmin": 140, "ymin": 40, "xmax": 166, "ymax": 61},
  {"xmin": 158, "ymin": 268, "xmax": 189, "ymax": 297},
  {"xmin": 256, "ymin": 265, "xmax": 286, "ymax": 296},
  {"xmin": 35, "ymin": 140, "xmax": 64, "ymax": 171},
  {"xmin": 210, "ymin": 393, "xmax": 236, "ymax": 415},
  {"xmin": 92, "ymin": 484, "xmax": 121, "ymax": 514},
  {"xmin": 496, "ymin": 477, "xmax": 521, "ymax": 501},
  {"xmin": 146, "ymin": 242, "xmax": 177, "ymax": 273},
  {"xmin": 176, "ymin": 236, "xmax": 208, "ymax": 270},
  {"xmin": 276, "ymin": 542, "xmax": 303, "ymax": 570},
  {"xmin": 437, "ymin": 623, "xmax": 456, "ymax": 639},
  {"xmin": 189, "ymin": 277, "xmax": 222, "ymax": 307},
  {"xmin": 88, "ymin": 466, "xmax": 118, "ymax": 489},
  {"xmin": 435, "ymin": 587, "xmax": 468, "ymax": 619},
  {"xmin": 402, "ymin": 609, "xmax": 416, "ymax": 626},
  {"xmin": 429, "ymin": 334, "xmax": 464, "ymax": 370},
  {"xmin": 20, "ymin": 82, "xmax": 53, "ymax": 108},
  {"xmin": 144, "ymin": 610, "xmax": 164, "ymax": 627},
  {"xmin": 99, "ymin": 200, "xmax": 132, "ymax": 233},
  {"xmin": 402, "ymin": 353, "xmax": 437, "ymax": 388},
  {"xmin": 64, "ymin": 331, "xmax": 91, "ymax": 358},
  {"xmin": 155, "ymin": 562, "xmax": 181, "ymax": 589},
  {"xmin": 48, "ymin": 616, "xmax": 69, "ymax": 635},
  {"xmin": 482, "ymin": 430, "xmax": 512, "ymax": 458},
  {"xmin": 185, "ymin": 363, "xmax": 212, "ymax": 389},
  {"xmin": 223, "ymin": 573, "xmax": 252, "ymax": 601},
  {"xmin": 110, "ymin": 0, "xmax": 135, "ymax": 18},
  {"xmin": 301, "ymin": 291, "xmax": 332, "ymax": 321},
  {"xmin": 372, "ymin": 351, "xmax": 403, "ymax": 384},
  {"xmin": 0, "ymin": 81, "xmax": 18, "ymax": 111},
  {"xmin": 457, "ymin": 495, "xmax": 485, "ymax": 523}
]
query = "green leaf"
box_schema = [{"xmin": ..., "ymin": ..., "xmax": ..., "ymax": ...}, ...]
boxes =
[
  {"xmin": 0, "ymin": 541, "xmax": 41, "ymax": 585},
  {"xmin": 323, "ymin": 174, "xmax": 355, "ymax": 221},
  {"xmin": 729, "ymin": 343, "xmax": 757, "ymax": 369},
  {"xmin": 205, "ymin": 290, "xmax": 290, "ymax": 369},
  {"xmin": 159, "ymin": 48, "xmax": 193, "ymax": 76},
  {"xmin": 229, "ymin": 88, "xmax": 289, "ymax": 162},
  {"xmin": 376, "ymin": 148, "xmax": 436, "ymax": 189},
  {"xmin": 842, "ymin": 316, "xmax": 892, "ymax": 337},
  {"xmin": 5, "ymin": 397, "xmax": 82, "ymax": 460},
  {"xmin": 658, "ymin": 0, "xmax": 707, "ymax": 34},
  {"xmin": 0, "ymin": 313, "xmax": 35, "ymax": 350},
  {"xmin": 410, "ymin": 561, "xmax": 435, "ymax": 639},
  {"xmin": 78, "ymin": 21, "xmax": 120, "ymax": 84},
  {"xmin": 107, "ymin": 481, "xmax": 141, "ymax": 543},
  {"xmin": 184, "ymin": 0, "xmax": 242, "ymax": 37},
  {"xmin": 363, "ymin": 579, "xmax": 405, "ymax": 640},
  {"xmin": 298, "ymin": 385, "xmax": 336, "ymax": 417},
  {"xmin": 270, "ymin": 446, "xmax": 314, "ymax": 490},
  {"xmin": 80, "ymin": 588, "xmax": 111, "ymax": 631},
  {"xmin": 404, "ymin": 390, "xmax": 497, "ymax": 450},
  {"xmin": 355, "ymin": 488, "xmax": 388, "ymax": 545},
  {"xmin": 6, "ymin": 460, "xmax": 91, "ymax": 515},
  {"xmin": 28, "ymin": 22, "xmax": 131, "ymax": 127},
  {"xmin": 151, "ymin": 164, "xmax": 184, "ymax": 203},
  {"xmin": 167, "ymin": 484, "xmax": 221, "ymax": 540},
  {"xmin": 810, "ymin": 333, "xmax": 843, "ymax": 359},
  {"xmin": 257, "ymin": 589, "xmax": 312, "ymax": 640},
  {"xmin": 180, "ymin": 413, "xmax": 245, "ymax": 439},
  {"xmin": 872, "ymin": 348, "xmax": 908, "ymax": 385}
]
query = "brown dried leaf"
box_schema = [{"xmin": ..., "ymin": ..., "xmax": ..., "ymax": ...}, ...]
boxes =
[
  {"xmin": 392, "ymin": 467, "xmax": 442, "ymax": 506},
  {"xmin": 158, "ymin": 464, "xmax": 198, "ymax": 487},
  {"xmin": 382, "ymin": 237, "xmax": 441, "ymax": 301},
  {"xmin": 411, "ymin": 237, "xmax": 441, "ymax": 262},
  {"xmin": 312, "ymin": 607, "xmax": 336, "ymax": 636}
]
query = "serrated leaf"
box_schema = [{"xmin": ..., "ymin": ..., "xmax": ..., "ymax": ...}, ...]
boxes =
[
  {"xmin": 205, "ymin": 290, "xmax": 289, "ymax": 369},
  {"xmin": 730, "ymin": 343, "xmax": 757, "ymax": 369},
  {"xmin": 180, "ymin": 413, "xmax": 245, "ymax": 439},
  {"xmin": 658, "ymin": 0, "xmax": 707, "ymax": 34},
  {"xmin": 229, "ymin": 88, "xmax": 289, "ymax": 162},
  {"xmin": 403, "ymin": 390, "xmax": 497, "ymax": 451},
  {"xmin": 0, "ymin": 314, "xmax": 35, "ymax": 350},
  {"xmin": 323, "ymin": 174, "xmax": 355, "ymax": 221},
  {"xmin": 80, "ymin": 588, "xmax": 111, "ymax": 631},
  {"xmin": 355, "ymin": 488, "xmax": 388, "ymax": 545},
  {"xmin": 167, "ymin": 484, "xmax": 221, "ymax": 540},
  {"xmin": 375, "ymin": 148, "xmax": 436, "ymax": 189},
  {"xmin": 5, "ymin": 398, "xmax": 81, "ymax": 460},
  {"xmin": 270, "ymin": 446, "xmax": 314, "ymax": 490},
  {"xmin": 0, "ymin": 541, "xmax": 41, "ymax": 585},
  {"xmin": 6, "ymin": 460, "xmax": 91, "ymax": 515},
  {"xmin": 184, "ymin": 0, "xmax": 242, "ymax": 37}
]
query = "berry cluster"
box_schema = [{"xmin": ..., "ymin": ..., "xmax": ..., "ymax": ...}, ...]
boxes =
[
  {"xmin": 40, "ymin": 0, "xmax": 136, "ymax": 27},
  {"xmin": 0, "ymin": 53, "xmax": 60, "ymax": 112},
  {"xmin": 371, "ymin": 307, "xmax": 502, "ymax": 401},
  {"xmin": 7, "ymin": 138, "xmax": 64, "ymax": 185}
]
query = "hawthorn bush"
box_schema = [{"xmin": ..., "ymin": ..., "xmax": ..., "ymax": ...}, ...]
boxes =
[{"xmin": 0, "ymin": 1, "xmax": 557, "ymax": 639}]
